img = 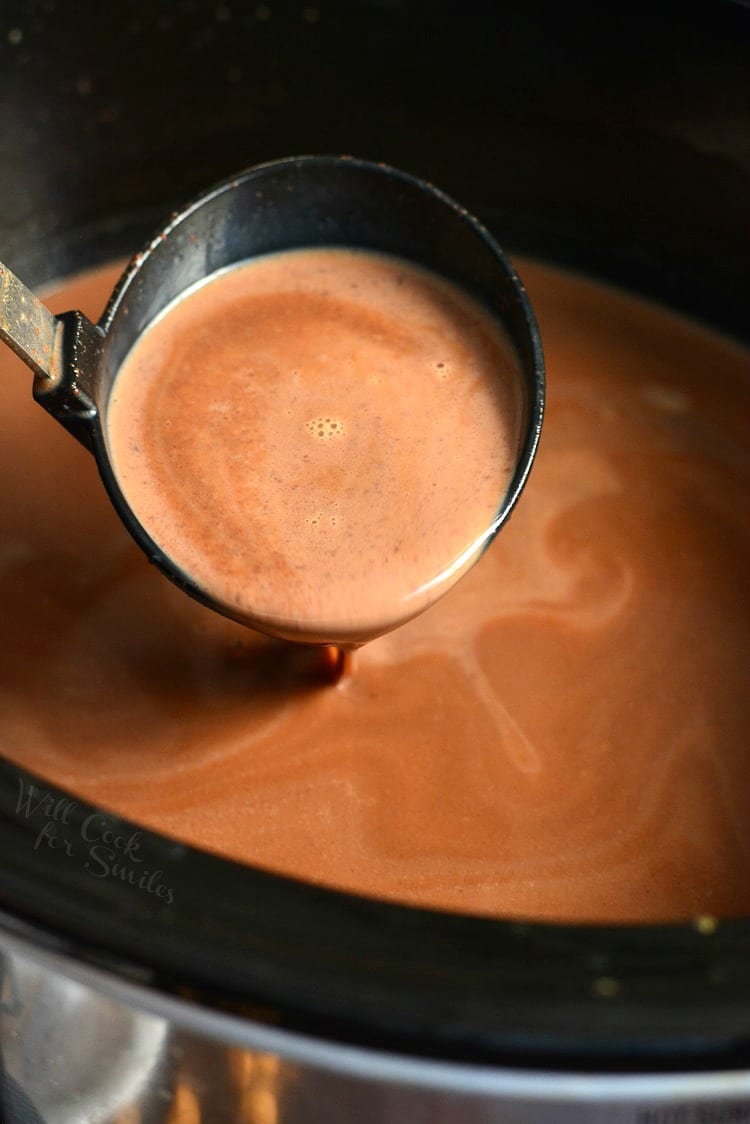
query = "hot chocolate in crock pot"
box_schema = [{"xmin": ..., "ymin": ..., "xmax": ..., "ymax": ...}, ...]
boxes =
[
  {"xmin": 0, "ymin": 250, "xmax": 747, "ymax": 924},
  {"xmin": 1, "ymin": 3, "xmax": 748, "ymax": 1121}
]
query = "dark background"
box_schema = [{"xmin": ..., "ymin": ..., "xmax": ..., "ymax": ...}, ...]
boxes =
[{"xmin": 0, "ymin": 0, "xmax": 748, "ymax": 337}]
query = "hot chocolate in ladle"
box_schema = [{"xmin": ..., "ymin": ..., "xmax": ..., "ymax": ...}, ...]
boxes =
[{"xmin": 0, "ymin": 156, "xmax": 544, "ymax": 648}]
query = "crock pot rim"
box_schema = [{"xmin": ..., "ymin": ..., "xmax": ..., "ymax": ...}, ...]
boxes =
[
  {"xmin": 2, "ymin": 181, "xmax": 749, "ymax": 1073},
  {"xmin": 1, "ymin": 756, "xmax": 748, "ymax": 1074}
]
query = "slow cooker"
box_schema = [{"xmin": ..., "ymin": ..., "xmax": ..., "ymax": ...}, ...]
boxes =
[{"xmin": 1, "ymin": 2, "xmax": 748, "ymax": 1121}]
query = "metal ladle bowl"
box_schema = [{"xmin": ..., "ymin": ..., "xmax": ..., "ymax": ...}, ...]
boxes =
[{"xmin": 0, "ymin": 155, "xmax": 544, "ymax": 646}]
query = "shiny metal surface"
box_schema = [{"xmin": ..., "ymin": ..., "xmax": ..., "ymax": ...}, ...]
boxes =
[
  {"xmin": 0, "ymin": 951, "xmax": 167, "ymax": 1123},
  {"xmin": 2, "ymin": 924, "xmax": 749, "ymax": 1124}
]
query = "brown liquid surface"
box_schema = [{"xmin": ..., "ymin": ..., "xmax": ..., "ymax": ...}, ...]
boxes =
[
  {"xmin": 1, "ymin": 258, "xmax": 748, "ymax": 923},
  {"xmin": 107, "ymin": 249, "xmax": 521, "ymax": 644}
]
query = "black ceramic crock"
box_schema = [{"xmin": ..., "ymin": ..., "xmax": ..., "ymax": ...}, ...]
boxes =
[{"xmin": 0, "ymin": 2, "xmax": 748, "ymax": 1121}]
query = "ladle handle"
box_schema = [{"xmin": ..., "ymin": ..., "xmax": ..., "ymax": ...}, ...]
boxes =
[
  {"xmin": 0, "ymin": 261, "xmax": 63, "ymax": 382},
  {"xmin": 0, "ymin": 259, "xmax": 102, "ymax": 451}
]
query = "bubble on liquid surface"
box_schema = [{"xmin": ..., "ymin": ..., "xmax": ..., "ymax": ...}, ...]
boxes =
[
  {"xmin": 305, "ymin": 510, "xmax": 340, "ymax": 529},
  {"xmin": 305, "ymin": 417, "xmax": 346, "ymax": 441}
]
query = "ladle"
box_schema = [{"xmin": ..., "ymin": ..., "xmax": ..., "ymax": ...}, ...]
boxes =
[{"xmin": 0, "ymin": 155, "xmax": 544, "ymax": 647}]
